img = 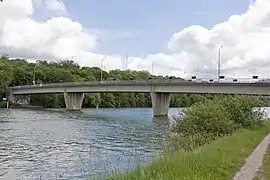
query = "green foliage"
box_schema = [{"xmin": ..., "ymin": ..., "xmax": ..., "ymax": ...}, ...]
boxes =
[
  {"xmin": 1, "ymin": 57, "xmax": 270, "ymax": 108},
  {"xmin": 254, "ymin": 144, "xmax": 270, "ymax": 180},
  {"xmin": 0, "ymin": 56, "xmax": 13, "ymax": 95},
  {"xmin": 169, "ymin": 95, "xmax": 266, "ymax": 151},
  {"xmin": 109, "ymin": 121, "xmax": 270, "ymax": 180},
  {"xmin": 108, "ymin": 96, "xmax": 269, "ymax": 179},
  {"xmin": 216, "ymin": 95, "xmax": 266, "ymax": 128},
  {"xmin": 109, "ymin": 95, "xmax": 269, "ymax": 179},
  {"xmin": 0, "ymin": 57, "xmax": 216, "ymax": 108}
]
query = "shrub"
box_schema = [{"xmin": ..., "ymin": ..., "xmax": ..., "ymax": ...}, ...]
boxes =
[
  {"xmin": 216, "ymin": 95, "xmax": 265, "ymax": 128},
  {"xmin": 166, "ymin": 132, "xmax": 217, "ymax": 151},
  {"xmin": 171, "ymin": 99, "xmax": 239, "ymax": 137},
  {"xmin": 169, "ymin": 95, "xmax": 266, "ymax": 151}
]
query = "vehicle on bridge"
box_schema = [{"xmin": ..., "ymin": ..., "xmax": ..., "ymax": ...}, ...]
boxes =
[{"xmin": 254, "ymin": 78, "xmax": 270, "ymax": 83}]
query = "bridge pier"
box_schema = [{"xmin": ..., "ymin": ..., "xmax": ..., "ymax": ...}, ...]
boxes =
[
  {"xmin": 64, "ymin": 92, "xmax": 84, "ymax": 111},
  {"xmin": 8, "ymin": 91, "xmax": 15, "ymax": 103},
  {"xmin": 151, "ymin": 92, "xmax": 171, "ymax": 117}
]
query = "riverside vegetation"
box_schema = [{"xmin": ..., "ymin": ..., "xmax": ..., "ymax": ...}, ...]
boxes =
[
  {"xmin": 1, "ymin": 56, "xmax": 270, "ymax": 108},
  {"xmin": 0, "ymin": 56, "xmax": 212, "ymax": 108},
  {"xmin": 108, "ymin": 95, "xmax": 270, "ymax": 180},
  {"xmin": 1, "ymin": 57, "xmax": 270, "ymax": 179}
]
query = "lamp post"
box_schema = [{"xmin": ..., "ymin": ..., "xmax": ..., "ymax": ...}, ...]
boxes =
[
  {"xmin": 217, "ymin": 45, "xmax": 223, "ymax": 82},
  {"xmin": 126, "ymin": 58, "xmax": 132, "ymax": 70},
  {"xmin": 125, "ymin": 52, "xmax": 129, "ymax": 70},
  {"xmin": 100, "ymin": 56, "xmax": 106, "ymax": 81},
  {"xmin": 152, "ymin": 60, "xmax": 155, "ymax": 75},
  {"xmin": 33, "ymin": 64, "xmax": 38, "ymax": 85}
]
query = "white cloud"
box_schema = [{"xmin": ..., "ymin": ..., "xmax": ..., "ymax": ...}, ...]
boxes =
[
  {"xmin": 167, "ymin": 0, "xmax": 270, "ymax": 78},
  {"xmin": 44, "ymin": 0, "xmax": 67, "ymax": 14},
  {"xmin": 0, "ymin": 0, "xmax": 270, "ymax": 80},
  {"xmin": 0, "ymin": 0, "xmax": 97, "ymax": 64}
]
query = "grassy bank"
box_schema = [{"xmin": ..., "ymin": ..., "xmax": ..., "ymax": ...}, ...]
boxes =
[
  {"xmin": 254, "ymin": 141, "xmax": 270, "ymax": 180},
  {"xmin": 108, "ymin": 96, "xmax": 270, "ymax": 180},
  {"xmin": 108, "ymin": 122, "xmax": 270, "ymax": 180}
]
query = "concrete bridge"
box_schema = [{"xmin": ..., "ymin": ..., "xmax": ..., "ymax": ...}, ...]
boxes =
[{"xmin": 8, "ymin": 79, "xmax": 270, "ymax": 117}]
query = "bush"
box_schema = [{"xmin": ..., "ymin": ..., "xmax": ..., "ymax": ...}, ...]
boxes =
[
  {"xmin": 166, "ymin": 132, "xmax": 217, "ymax": 151},
  {"xmin": 169, "ymin": 95, "xmax": 266, "ymax": 151},
  {"xmin": 171, "ymin": 100, "xmax": 238, "ymax": 137},
  {"xmin": 216, "ymin": 95, "xmax": 265, "ymax": 128}
]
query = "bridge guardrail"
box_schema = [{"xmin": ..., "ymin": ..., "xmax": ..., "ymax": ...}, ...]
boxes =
[
  {"xmin": 9, "ymin": 78, "xmax": 270, "ymax": 89},
  {"xmin": 9, "ymin": 79, "xmax": 193, "ymax": 89}
]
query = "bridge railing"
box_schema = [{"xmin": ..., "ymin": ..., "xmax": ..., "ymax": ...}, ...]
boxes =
[
  {"xmin": 9, "ymin": 79, "xmax": 191, "ymax": 89},
  {"xmin": 188, "ymin": 77, "xmax": 266, "ymax": 83},
  {"xmin": 9, "ymin": 77, "xmax": 269, "ymax": 89}
]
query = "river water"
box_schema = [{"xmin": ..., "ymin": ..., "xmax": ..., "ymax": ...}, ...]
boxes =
[{"xmin": 0, "ymin": 108, "xmax": 182, "ymax": 180}]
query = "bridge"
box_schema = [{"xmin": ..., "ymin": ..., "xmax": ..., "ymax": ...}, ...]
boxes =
[{"xmin": 8, "ymin": 79, "xmax": 270, "ymax": 117}]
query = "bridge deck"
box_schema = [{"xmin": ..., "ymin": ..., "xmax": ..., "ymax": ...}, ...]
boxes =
[{"xmin": 9, "ymin": 79, "xmax": 269, "ymax": 90}]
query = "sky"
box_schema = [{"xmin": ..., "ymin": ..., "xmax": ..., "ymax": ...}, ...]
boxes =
[{"xmin": 0, "ymin": 0, "xmax": 269, "ymax": 79}]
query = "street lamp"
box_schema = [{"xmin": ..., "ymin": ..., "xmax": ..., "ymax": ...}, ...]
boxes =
[
  {"xmin": 125, "ymin": 58, "xmax": 133, "ymax": 70},
  {"xmin": 100, "ymin": 56, "xmax": 106, "ymax": 81},
  {"xmin": 152, "ymin": 60, "xmax": 156, "ymax": 75},
  {"xmin": 217, "ymin": 45, "xmax": 223, "ymax": 82},
  {"xmin": 170, "ymin": 67, "xmax": 173, "ymax": 74},
  {"xmin": 33, "ymin": 63, "xmax": 38, "ymax": 85},
  {"xmin": 124, "ymin": 52, "xmax": 129, "ymax": 70}
]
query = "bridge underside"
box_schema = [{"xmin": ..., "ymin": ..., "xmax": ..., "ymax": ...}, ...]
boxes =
[
  {"xmin": 62, "ymin": 92, "xmax": 171, "ymax": 116},
  {"xmin": 10, "ymin": 92, "xmax": 172, "ymax": 117},
  {"xmin": 62, "ymin": 92, "xmax": 172, "ymax": 116}
]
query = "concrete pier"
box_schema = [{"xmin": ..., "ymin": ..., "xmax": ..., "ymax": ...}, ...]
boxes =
[
  {"xmin": 151, "ymin": 92, "xmax": 171, "ymax": 117},
  {"xmin": 8, "ymin": 91, "xmax": 15, "ymax": 103},
  {"xmin": 64, "ymin": 92, "xmax": 84, "ymax": 111}
]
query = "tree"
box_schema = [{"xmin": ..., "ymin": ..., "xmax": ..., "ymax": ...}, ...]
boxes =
[{"xmin": 1, "ymin": 57, "xmax": 251, "ymax": 108}]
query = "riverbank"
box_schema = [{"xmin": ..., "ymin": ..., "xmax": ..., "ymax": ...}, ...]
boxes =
[
  {"xmin": 108, "ymin": 95, "xmax": 270, "ymax": 180},
  {"xmin": 108, "ymin": 121, "xmax": 270, "ymax": 180},
  {"xmin": 0, "ymin": 101, "xmax": 45, "ymax": 109},
  {"xmin": 10, "ymin": 104, "xmax": 44, "ymax": 109},
  {"xmin": 254, "ymin": 141, "xmax": 270, "ymax": 180}
]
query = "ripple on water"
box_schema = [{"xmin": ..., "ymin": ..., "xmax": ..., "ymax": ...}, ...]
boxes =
[{"xmin": 0, "ymin": 108, "xmax": 173, "ymax": 179}]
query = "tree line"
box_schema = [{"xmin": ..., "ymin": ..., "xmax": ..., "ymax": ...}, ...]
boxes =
[{"xmin": 0, "ymin": 56, "xmax": 269, "ymax": 108}]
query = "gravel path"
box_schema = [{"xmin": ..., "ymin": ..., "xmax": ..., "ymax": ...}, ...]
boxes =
[{"xmin": 233, "ymin": 133, "xmax": 270, "ymax": 180}]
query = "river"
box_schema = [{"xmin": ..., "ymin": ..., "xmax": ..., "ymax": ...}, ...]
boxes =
[{"xmin": 0, "ymin": 108, "xmax": 182, "ymax": 180}]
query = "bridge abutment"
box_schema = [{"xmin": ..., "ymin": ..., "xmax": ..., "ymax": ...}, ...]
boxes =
[
  {"xmin": 64, "ymin": 92, "xmax": 84, "ymax": 111},
  {"xmin": 151, "ymin": 92, "xmax": 171, "ymax": 117}
]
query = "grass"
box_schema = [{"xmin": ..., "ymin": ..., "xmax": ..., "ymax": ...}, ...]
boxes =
[
  {"xmin": 107, "ymin": 121, "xmax": 270, "ymax": 180},
  {"xmin": 254, "ymin": 142, "xmax": 270, "ymax": 180}
]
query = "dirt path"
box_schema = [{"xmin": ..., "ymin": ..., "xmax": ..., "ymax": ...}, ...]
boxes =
[{"xmin": 233, "ymin": 133, "xmax": 270, "ymax": 180}]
